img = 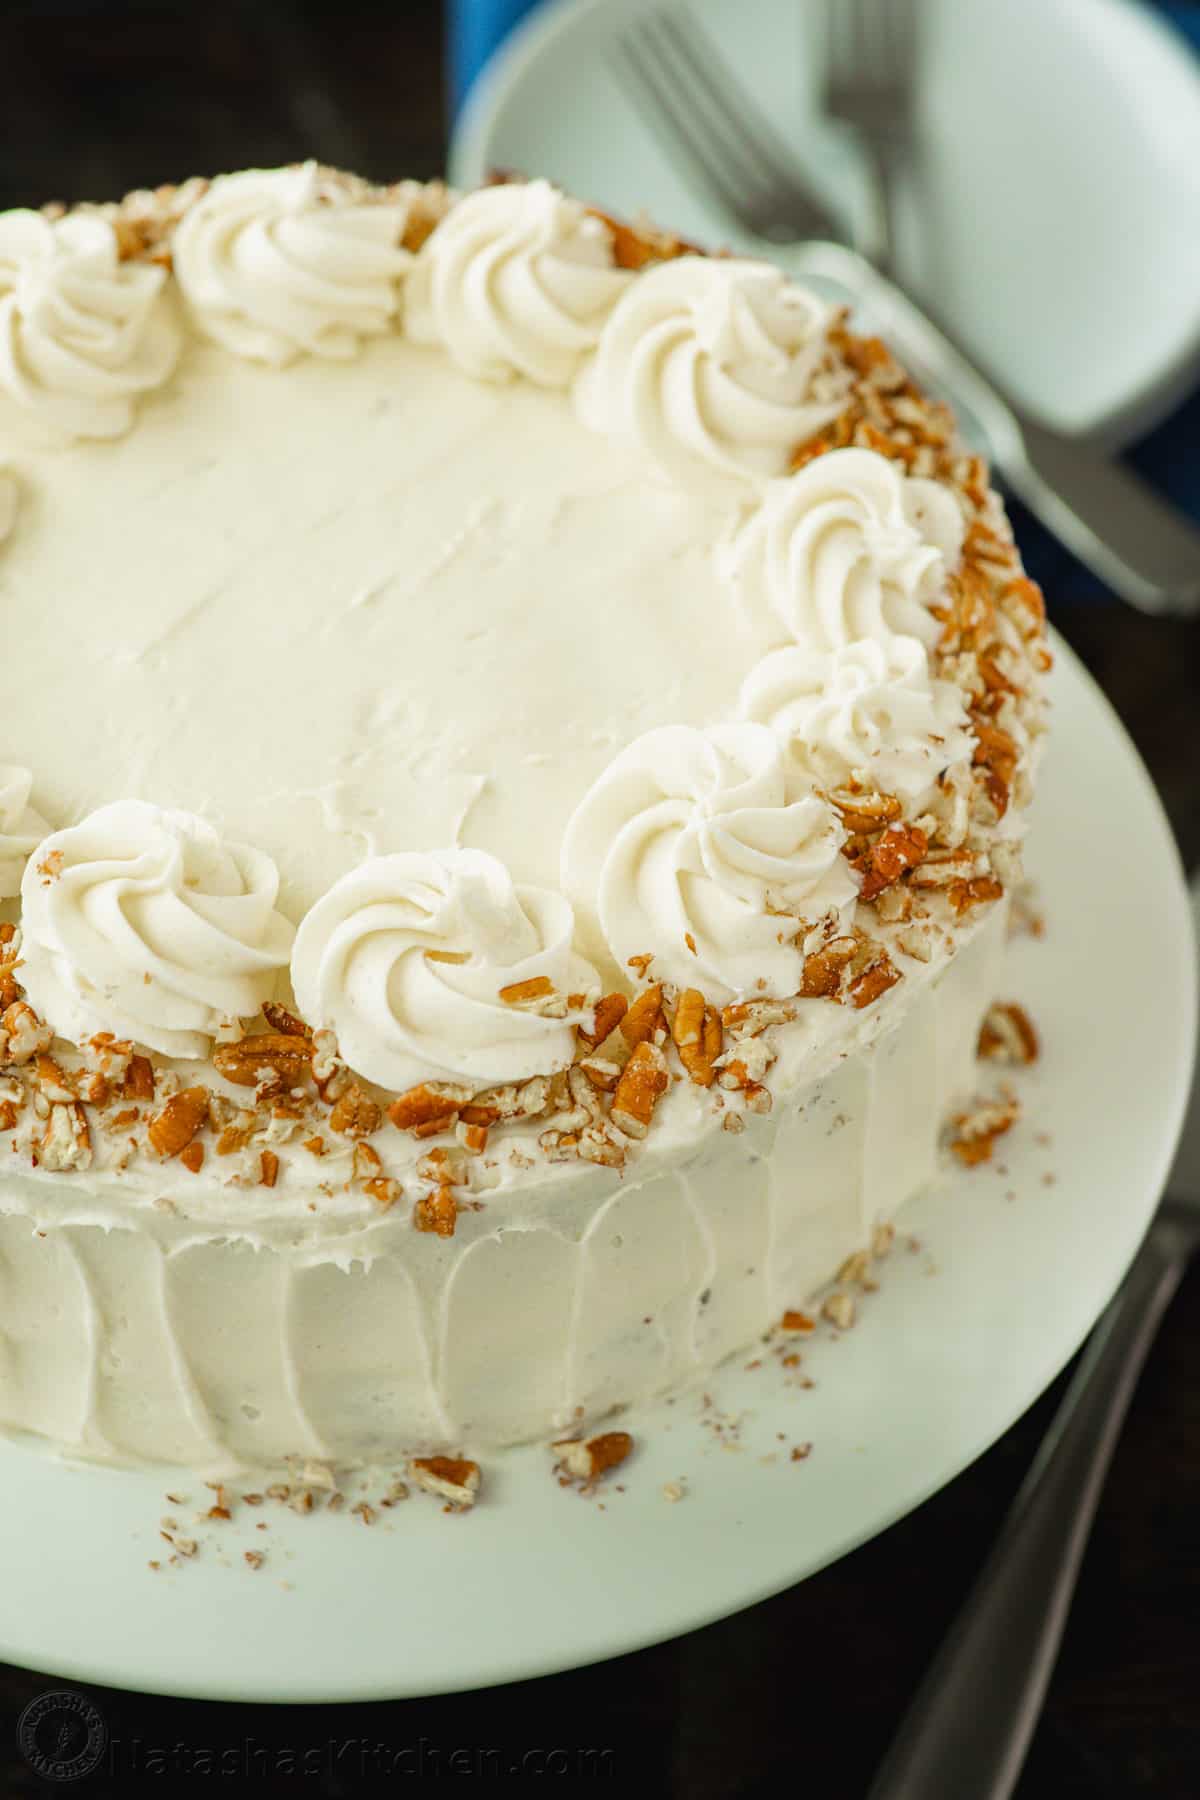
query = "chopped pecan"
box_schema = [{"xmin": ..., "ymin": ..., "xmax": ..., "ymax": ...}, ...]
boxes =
[
  {"xmin": 364, "ymin": 1174, "xmax": 400, "ymax": 1208},
  {"xmin": 124, "ymin": 1054, "xmax": 155, "ymax": 1099},
  {"xmin": 258, "ymin": 1149, "xmax": 280, "ymax": 1188},
  {"xmin": 328, "ymin": 1083, "xmax": 382, "ymax": 1139},
  {"xmin": 577, "ymin": 991, "xmax": 628, "ymax": 1052},
  {"xmin": 854, "ymin": 824, "xmax": 928, "ymax": 901},
  {"xmin": 577, "ymin": 1124, "xmax": 626, "ymax": 1168},
  {"xmin": 578, "ymin": 1057, "xmax": 621, "ymax": 1093},
  {"xmin": 37, "ymin": 1102, "xmax": 91, "ymax": 1172},
  {"xmin": 35, "ymin": 1054, "xmax": 76, "ymax": 1102},
  {"xmin": 610, "ymin": 1041, "xmax": 670, "ymax": 1138},
  {"xmin": 388, "ymin": 1081, "xmax": 473, "ymax": 1135},
  {"xmin": 413, "ymin": 1188, "xmax": 458, "ymax": 1237},
  {"xmin": 262, "ymin": 1001, "xmax": 311, "ymax": 1038},
  {"xmin": 829, "ymin": 787, "xmax": 902, "ymax": 836},
  {"xmin": 620, "ymin": 983, "xmax": 665, "ymax": 1050},
  {"xmin": 213, "ymin": 1033, "xmax": 313, "ymax": 1090},
  {"xmin": 948, "ymin": 1094, "xmax": 1021, "ymax": 1165},
  {"xmin": 978, "ymin": 1002, "xmax": 1039, "ymax": 1065},
  {"xmin": 847, "ymin": 954, "xmax": 901, "ymax": 1010},
  {"xmin": 672, "ymin": 989, "xmax": 722, "ymax": 1087},
  {"xmin": 408, "ymin": 1455, "xmax": 480, "ymax": 1509},
  {"xmin": 148, "ymin": 1086, "xmax": 210, "ymax": 1159},
  {"xmin": 971, "ymin": 716, "xmax": 1020, "ymax": 789},
  {"xmin": 800, "ymin": 938, "xmax": 857, "ymax": 999},
  {"xmin": 352, "ymin": 1140, "xmax": 382, "ymax": 1181},
  {"xmin": 498, "ymin": 975, "xmax": 554, "ymax": 1005},
  {"xmin": 948, "ymin": 875, "xmax": 1004, "ymax": 915},
  {"xmin": 552, "ymin": 1430, "xmax": 634, "ymax": 1484},
  {"xmin": 0, "ymin": 1001, "xmax": 52, "ymax": 1066},
  {"xmin": 721, "ymin": 998, "xmax": 796, "ymax": 1036},
  {"xmin": 0, "ymin": 955, "xmax": 20, "ymax": 1011}
]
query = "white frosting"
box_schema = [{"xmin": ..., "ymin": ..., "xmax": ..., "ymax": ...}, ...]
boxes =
[
  {"xmin": 561, "ymin": 722, "xmax": 857, "ymax": 1002},
  {"xmin": 0, "ymin": 898, "xmax": 1008, "ymax": 1468},
  {"xmin": 3, "ymin": 332, "xmax": 769, "ymax": 913},
  {"xmin": 0, "ymin": 765, "xmax": 50, "ymax": 899},
  {"xmin": 740, "ymin": 635, "xmax": 974, "ymax": 805},
  {"xmin": 721, "ymin": 446, "xmax": 965, "ymax": 649},
  {"xmin": 0, "ymin": 469, "xmax": 16, "ymax": 541},
  {"xmin": 406, "ymin": 179, "xmax": 631, "ymax": 386},
  {"xmin": 574, "ymin": 256, "xmax": 845, "ymax": 492},
  {"xmin": 0, "ymin": 210, "xmax": 180, "ymax": 442},
  {"xmin": 172, "ymin": 164, "xmax": 410, "ymax": 365},
  {"xmin": 18, "ymin": 800, "xmax": 294, "ymax": 1058},
  {"xmin": 292, "ymin": 847, "xmax": 596, "ymax": 1092}
]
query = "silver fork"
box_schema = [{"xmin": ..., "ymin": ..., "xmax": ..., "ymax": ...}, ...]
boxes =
[
  {"xmin": 613, "ymin": 5, "xmax": 832, "ymax": 243},
  {"xmin": 821, "ymin": 0, "xmax": 921, "ymax": 271},
  {"xmin": 617, "ymin": 7, "xmax": 1200, "ymax": 616}
]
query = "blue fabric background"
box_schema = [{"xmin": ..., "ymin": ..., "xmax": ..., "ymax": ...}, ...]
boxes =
[{"xmin": 448, "ymin": 0, "xmax": 1200, "ymax": 602}]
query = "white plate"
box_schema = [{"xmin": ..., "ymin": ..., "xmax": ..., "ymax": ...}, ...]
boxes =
[
  {"xmin": 449, "ymin": 0, "xmax": 1200, "ymax": 447},
  {"xmin": 0, "ymin": 633, "xmax": 1193, "ymax": 1702}
]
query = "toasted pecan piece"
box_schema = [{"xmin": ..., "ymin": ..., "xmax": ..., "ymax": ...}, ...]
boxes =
[
  {"xmin": 1, "ymin": 1001, "xmax": 53, "ymax": 1066},
  {"xmin": 148, "ymin": 1086, "xmax": 209, "ymax": 1159},
  {"xmin": 498, "ymin": 975, "xmax": 554, "ymax": 1006},
  {"xmin": 413, "ymin": 1188, "xmax": 458, "ymax": 1238},
  {"xmin": 620, "ymin": 983, "xmax": 664, "ymax": 1050},
  {"xmin": 855, "ymin": 824, "xmax": 929, "ymax": 902},
  {"xmin": 213, "ymin": 1033, "xmax": 313, "ymax": 1089},
  {"xmin": 123, "ymin": 1054, "xmax": 155, "ymax": 1099},
  {"xmin": 388, "ymin": 1081, "xmax": 473, "ymax": 1135},
  {"xmin": 978, "ymin": 1001, "xmax": 1040, "ymax": 1066},
  {"xmin": 800, "ymin": 938, "xmax": 858, "ymax": 999},
  {"xmin": 552, "ymin": 1430, "xmax": 634, "ymax": 1484},
  {"xmin": 262, "ymin": 1001, "xmax": 311, "ymax": 1038},
  {"xmin": 611, "ymin": 1041, "xmax": 670, "ymax": 1138},
  {"xmin": 829, "ymin": 787, "xmax": 902, "ymax": 836},
  {"xmin": 408, "ymin": 1455, "xmax": 480, "ymax": 1509},
  {"xmin": 258, "ymin": 1149, "xmax": 280, "ymax": 1188},
  {"xmin": 577, "ymin": 991, "xmax": 628, "ymax": 1052},
  {"xmin": 846, "ymin": 956, "xmax": 901, "ymax": 1010},
  {"xmin": 328, "ymin": 1083, "xmax": 382, "ymax": 1139},
  {"xmin": 948, "ymin": 875, "xmax": 1004, "ymax": 916},
  {"xmin": 948, "ymin": 1094, "xmax": 1020, "ymax": 1166},
  {"xmin": 672, "ymin": 989, "xmax": 722, "ymax": 1087}
]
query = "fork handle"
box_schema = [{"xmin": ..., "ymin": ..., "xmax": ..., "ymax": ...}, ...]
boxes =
[
  {"xmin": 866, "ymin": 1218, "xmax": 1189, "ymax": 1800},
  {"xmin": 1004, "ymin": 422, "xmax": 1200, "ymax": 616},
  {"xmin": 788, "ymin": 242, "xmax": 1200, "ymax": 616}
]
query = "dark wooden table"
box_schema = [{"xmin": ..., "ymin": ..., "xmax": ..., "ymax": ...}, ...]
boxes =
[{"xmin": 2, "ymin": 4, "xmax": 1198, "ymax": 1793}]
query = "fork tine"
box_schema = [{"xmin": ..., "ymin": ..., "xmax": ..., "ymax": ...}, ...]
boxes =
[
  {"xmin": 824, "ymin": 0, "xmax": 857, "ymax": 87},
  {"xmin": 615, "ymin": 33, "xmax": 757, "ymax": 229},
  {"xmin": 626, "ymin": 14, "xmax": 774, "ymax": 209},
  {"xmin": 646, "ymin": 9, "xmax": 812, "ymax": 206},
  {"xmin": 886, "ymin": 0, "xmax": 921, "ymax": 84}
]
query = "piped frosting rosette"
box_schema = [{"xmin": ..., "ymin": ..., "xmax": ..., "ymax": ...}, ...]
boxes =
[
  {"xmin": 291, "ymin": 847, "xmax": 598, "ymax": 1092},
  {"xmin": 18, "ymin": 801, "xmax": 295, "ymax": 1058},
  {"xmin": 720, "ymin": 445, "xmax": 965, "ymax": 648},
  {"xmin": 740, "ymin": 635, "xmax": 974, "ymax": 808},
  {"xmin": 0, "ymin": 210, "xmax": 180, "ymax": 442},
  {"xmin": 574, "ymin": 256, "xmax": 846, "ymax": 493},
  {"xmin": 561, "ymin": 722, "xmax": 858, "ymax": 1004},
  {"xmin": 405, "ymin": 179, "xmax": 632, "ymax": 385},
  {"xmin": 0, "ymin": 765, "xmax": 50, "ymax": 900},
  {"xmin": 172, "ymin": 162, "xmax": 411, "ymax": 365}
]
